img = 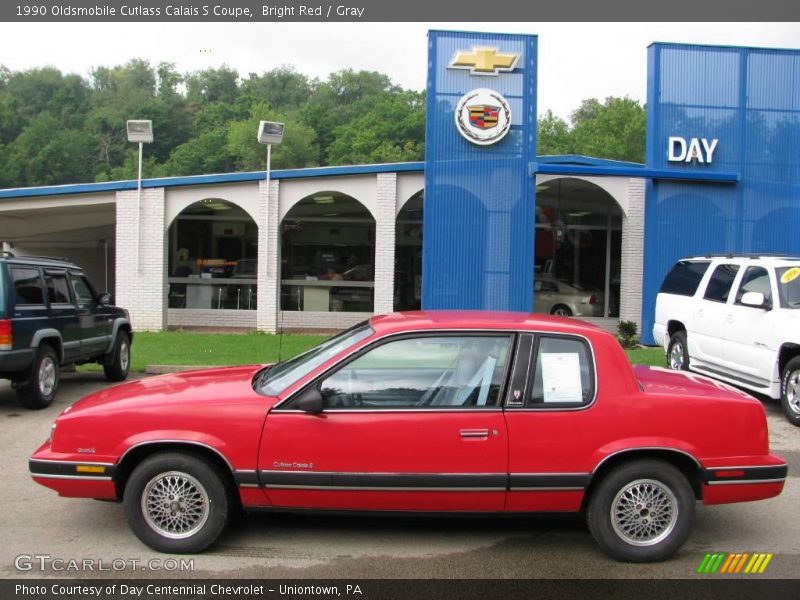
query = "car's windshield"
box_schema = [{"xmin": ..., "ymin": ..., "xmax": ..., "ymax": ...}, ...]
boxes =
[
  {"xmin": 254, "ymin": 321, "xmax": 374, "ymax": 396},
  {"xmin": 776, "ymin": 266, "xmax": 800, "ymax": 308}
]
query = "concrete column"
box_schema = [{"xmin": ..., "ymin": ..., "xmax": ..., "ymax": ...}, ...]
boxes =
[
  {"xmin": 620, "ymin": 178, "xmax": 645, "ymax": 333},
  {"xmin": 256, "ymin": 179, "xmax": 280, "ymax": 333},
  {"xmin": 373, "ymin": 173, "xmax": 397, "ymax": 315},
  {"xmin": 115, "ymin": 187, "xmax": 166, "ymax": 331}
]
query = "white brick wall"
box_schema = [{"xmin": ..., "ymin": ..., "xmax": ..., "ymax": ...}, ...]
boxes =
[
  {"xmin": 374, "ymin": 173, "xmax": 397, "ymax": 314},
  {"xmin": 620, "ymin": 178, "xmax": 645, "ymax": 332},
  {"xmin": 279, "ymin": 311, "xmax": 372, "ymax": 330},
  {"xmin": 115, "ymin": 188, "xmax": 166, "ymax": 331},
  {"xmin": 167, "ymin": 309, "xmax": 257, "ymax": 328},
  {"xmin": 256, "ymin": 179, "xmax": 280, "ymax": 333}
]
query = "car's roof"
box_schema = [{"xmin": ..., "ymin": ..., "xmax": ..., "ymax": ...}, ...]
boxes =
[
  {"xmin": 685, "ymin": 254, "xmax": 800, "ymax": 263},
  {"xmin": 0, "ymin": 254, "xmax": 80, "ymax": 269},
  {"xmin": 369, "ymin": 311, "xmax": 604, "ymax": 336}
]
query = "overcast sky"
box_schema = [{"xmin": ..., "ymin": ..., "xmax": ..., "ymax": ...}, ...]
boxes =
[{"xmin": 1, "ymin": 22, "xmax": 798, "ymax": 118}]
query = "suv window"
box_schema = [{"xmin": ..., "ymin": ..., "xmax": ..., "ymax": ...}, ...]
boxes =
[
  {"xmin": 776, "ymin": 266, "xmax": 800, "ymax": 309},
  {"xmin": 659, "ymin": 260, "xmax": 710, "ymax": 296},
  {"xmin": 528, "ymin": 335, "xmax": 594, "ymax": 407},
  {"xmin": 318, "ymin": 335, "xmax": 512, "ymax": 409},
  {"xmin": 11, "ymin": 267, "xmax": 44, "ymax": 306},
  {"xmin": 703, "ymin": 264, "xmax": 740, "ymax": 303},
  {"xmin": 46, "ymin": 273, "xmax": 72, "ymax": 305},
  {"xmin": 734, "ymin": 266, "xmax": 772, "ymax": 306},
  {"xmin": 70, "ymin": 274, "xmax": 96, "ymax": 304}
]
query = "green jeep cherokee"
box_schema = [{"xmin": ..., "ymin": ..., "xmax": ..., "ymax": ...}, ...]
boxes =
[{"xmin": 0, "ymin": 252, "xmax": 132, "ymax": 408}]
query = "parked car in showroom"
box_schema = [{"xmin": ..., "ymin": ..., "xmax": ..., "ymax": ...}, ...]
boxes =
[
  {"xmin": 534, "ymin": 277, "xmax": 604, "ymax": 317},
  {"xmin": 30, "ymin": 311, "xmax": 785, "ymax": 562},
  {"xmin": 654, "ymin": 254, "xmax": 800, "ymax": 426},
  {"xmin": 0, "ymin": 252, "xmax": 132, "ymax": 408}
]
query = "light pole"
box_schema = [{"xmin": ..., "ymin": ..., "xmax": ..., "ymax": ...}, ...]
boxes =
[
  {"xmin": 126, "ymin": 120, "xmax": 153, "ymax": 273},
  {"xmin": 257, "ymin": 120, "xmax": 285, "ymax": 192}
]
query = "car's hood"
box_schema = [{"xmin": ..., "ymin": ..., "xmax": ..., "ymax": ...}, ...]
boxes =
[
  {"xmin": 64, "ymin": 365, "xmax": 268, "ymax": 415},
  {"xmin": 633, "ymin": 365, "xmax": 755, "ymax": 402}
]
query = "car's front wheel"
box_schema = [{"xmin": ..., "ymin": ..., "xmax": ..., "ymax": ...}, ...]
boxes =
[
  {"xmin": 16, "ymin": 344, "xmax": 59, "ymax": 409},
  {"xmin": 667, "ymin": 330, "xmax": 690, "ymax": 371},
  {"xmin": 103, "ymin": 331, "xmax": 131, "ymax": 382},
  {"xmin": 780, "ymin": 356, "xmax": 800, "ymax": 427},
  {"xmin": 550, "ymin": 304, "xmax": 572, "ymax": 317},
  {"xmin": 587, "ymin": 459, "xmax": 695, "ymax": 562},
  {"xmin": 123, "ymin": 452, "xmax": 231, "ymax": 553}
]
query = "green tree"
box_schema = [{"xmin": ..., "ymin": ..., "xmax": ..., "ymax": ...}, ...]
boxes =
[
  {"xmin": 570, "ymin": 97, "xmax": 646, "ymax": 162},
  {"xmin": 240, "ymin": 66, "xmax": 314, "ymax": 111},
  {"xmin": 537, "ymin": 109, "xmax": 573, "ymax": 156},
  {"xmin": 185, "ymin": 66, "xmax": 240, "ymax": 106}
]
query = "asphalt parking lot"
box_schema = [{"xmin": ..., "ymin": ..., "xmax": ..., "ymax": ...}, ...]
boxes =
[{"xmin": 1, "ymin": 372, "xmax": 798, "ymax": 580}]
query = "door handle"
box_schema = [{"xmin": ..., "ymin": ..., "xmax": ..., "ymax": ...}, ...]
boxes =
[
  {"xmin": 725, "ymin": 314, "xmax": 734, "ymax": 324},
  {"xmin": 460, "ymin": 428, "xmax": 490, "ymax": 439}
]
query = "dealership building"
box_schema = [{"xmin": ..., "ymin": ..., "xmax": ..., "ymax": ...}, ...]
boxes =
[{"xmin": 1, "ymin": 31, "xmax": 799, "ymax": 344}]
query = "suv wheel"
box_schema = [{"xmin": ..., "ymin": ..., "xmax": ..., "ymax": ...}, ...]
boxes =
[
  {"xmin": 103, "ymin": 331, "xmax": 131, "ymax": 382},
  {"xmin": 17, "ymin": 344, "xmax": 59, "ymax": 409},
  {"xmin": 123, "ymin": 452, "xmax": 231, "ymax": 553},
  {"xmin": 667, "ymin": 331, "xmax": 690, "ymax": 370},
  {"xmin": 586, "ymin": 459, "xmax": 695, "ymax": 562},
  {"xmin": 780, "ymin": 356, "xmax": 800, "ymax": 426}
]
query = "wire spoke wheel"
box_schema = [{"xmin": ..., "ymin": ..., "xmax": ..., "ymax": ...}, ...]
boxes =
[
  {"xmin": 141, "ymin": 471, "xmax": 210, "ymax": 539},
  {"xmin": 610, "ymin": 479, "xmax": 678, "ymax": 546}
]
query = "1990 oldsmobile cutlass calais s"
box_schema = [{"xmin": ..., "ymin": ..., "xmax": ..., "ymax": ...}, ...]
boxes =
[{"xmin": 29, "ymin": 312, "xmax": 787, "ymax": 562}]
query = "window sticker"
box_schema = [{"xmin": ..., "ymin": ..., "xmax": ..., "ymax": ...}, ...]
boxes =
[
  {"xmin": 540, "ymin": 352, "xmax": 582, "ymax": 403},
  {"xmin": 780, "ymin": 267, "xmax": 800, "ymax": 284}
]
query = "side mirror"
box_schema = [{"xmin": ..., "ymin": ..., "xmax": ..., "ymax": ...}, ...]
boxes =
[
  {"xmin": 99, "ymin": 292, "xmax": 112, "ymax": 305},
  {"xmin": 293, "ymin": 386, "xmax": 324, "ymax": 414},
  {"xmin": 740, "ymin": 291, "xmax": 770, "ymax": 309}
]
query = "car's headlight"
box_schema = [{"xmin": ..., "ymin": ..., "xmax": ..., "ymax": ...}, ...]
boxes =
[{"xmin": 47, "ymin": 422, "xmax": 57, "ymax": 445}]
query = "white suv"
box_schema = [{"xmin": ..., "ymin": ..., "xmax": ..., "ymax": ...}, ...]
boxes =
[{"xmin": 653, "ymin": 255, "xmax": 800, "ymax": 426}]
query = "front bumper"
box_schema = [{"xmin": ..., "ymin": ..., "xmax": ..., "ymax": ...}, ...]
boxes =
[{"xmin": 29, "ymin": 441, "xmax": 118, "ymax": 500}]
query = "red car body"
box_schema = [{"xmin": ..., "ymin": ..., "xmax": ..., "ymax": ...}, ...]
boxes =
[{"xmin": 29, "ymin": 311, "xmax": 787, "ymax": 561}]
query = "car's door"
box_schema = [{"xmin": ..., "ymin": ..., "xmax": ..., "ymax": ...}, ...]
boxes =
[
  {"xmin": 503, "ymin": 333, "xmax": 599, "ymax": 512},
  {"xmin": 259, "ymin": 332, "xmax": 514, "ymax": 511},
  {"xmin": 44, "ymin": 270, "xmax": 81, "ymax": 362},
  {"xmin": 722, "ymin": 265, "xmax": 776, "ymax": 383},
  {"xmin": 691, "ymin": 263, "xmax": 740, "ymax": 365},
  {"xmin": 68, "ymin": 272, "xmax": 111, "ymax": 357}
]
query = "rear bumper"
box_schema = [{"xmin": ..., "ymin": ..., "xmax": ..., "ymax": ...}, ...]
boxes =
[
  {"xmin": 0, "ymin": 347, "xmax": 35, "ymax": 375},
  {"xmin": 701, "ymin": 456, "xmax": 788, "ymax": 505}
]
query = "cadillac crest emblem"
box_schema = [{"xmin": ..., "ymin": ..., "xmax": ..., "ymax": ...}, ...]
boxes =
[{"xmin": 455, "ymin": 88, "xmax": 512, "ymax": 145}]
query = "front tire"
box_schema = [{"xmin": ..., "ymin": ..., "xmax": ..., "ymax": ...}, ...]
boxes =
[
  {"xmin": 551, "ymin": 304, "xmax": 572, "ymax": 317},
  {"xmin": 587, "ymin": 459, "xmax": 695, "ymax": 562},
  {"xmin": 123, "ymin": 452, "xmax": 230, "ymax": 553},
  {"xmin": 780, "ymin": 356, "xmax": 800, "ymax": 426},
  {"xmin": 16, "ymin": 344, "xmax": 59, "ymax": 409},
  {"xmin": 103, "ymin": 331, "xmax": 131, "ymax": 382},
  {"xmin": 667, "ymin": 330, "xmax": 690, "ymax": 371}
]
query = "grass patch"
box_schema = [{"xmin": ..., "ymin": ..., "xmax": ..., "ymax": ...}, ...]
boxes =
[{"xmin": 79, "ymin": 331, "xmax": 668, "ymax": 372}]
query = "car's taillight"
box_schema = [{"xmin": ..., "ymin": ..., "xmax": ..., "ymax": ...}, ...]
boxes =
[
  {"xmin": 589, "ymin": 295, "xmax": 598, "ymax": 305},
  {"xmin": 0, "ymin": 319, "xmax": 11, "ymax": 350}
]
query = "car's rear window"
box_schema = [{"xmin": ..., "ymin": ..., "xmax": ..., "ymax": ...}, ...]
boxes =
[{"xmin": 659, "ymin": 260, "xmax": 710, "ymax": 296}]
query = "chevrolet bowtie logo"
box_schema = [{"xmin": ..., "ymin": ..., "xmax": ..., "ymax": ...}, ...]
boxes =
[{"xmin": 449, "ymin": 47, "xmax": 519, "ymax": 76}]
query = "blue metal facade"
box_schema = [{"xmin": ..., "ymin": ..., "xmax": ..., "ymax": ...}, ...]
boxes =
[
  {"xmin": 422, "ymin": 30, "xmax": 538, "ymax": 312},
  {"xmin": 641, "ymin": 43, "xmax": 800, "ymax": 344}
]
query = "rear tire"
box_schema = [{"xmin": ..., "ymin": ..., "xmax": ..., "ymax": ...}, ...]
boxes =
[
  {"xmin": 779, "ymin": 356, "xmax": 800, "ymax": 427},
  {"xmin": 103, "ymin": 331, "xmax": 131, "ymax": 382},
  {"xmin": 17, "ymin": 344, "xmax": 59, "ymax": 409},
  {"xmin": 667, "ymin": 330, "xmax": 690, "ymax": 371},
  {"xmin": 123, "ymin": 452, "xmax": 230, "ymax": 553},
  {"xmin": 551, "ymin": 305, "xmax": 572, "ymax": 317},
  {"xmin": 586, "ymin": 459, "xmax": 695, "ymax": 562}
]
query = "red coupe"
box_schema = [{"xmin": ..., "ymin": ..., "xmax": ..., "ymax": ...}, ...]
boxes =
[{"xmin": 29, "ymin": 312, "xmax": 787, "ymax": 562}]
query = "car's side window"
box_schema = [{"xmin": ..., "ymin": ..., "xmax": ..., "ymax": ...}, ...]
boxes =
[
  {"xmin": 527, "ymin": 335, "xmax": 594, "ymax": 408},
  {"xmin": 659, "ymin": 260, "xmax": 710, "ymax": 296},
  {"xmin": 70, "ymin": 275, "xmax": 96, "ymax": 304},
  {"xmin": 703, "ymin": 264, "xmax": 740, "ymax": 303},
  {"xmin": 734, "ymin": 266, "xmax": 772, "ymax": 306},
  {"xmin": 11, "ymin": 267, "xmax": 45, "ymax": 306},
  {"xmin": 46, "ymin": 273, "xmax": 72, "ymax": 305},
  {"xmin": 318, "ymin": 335, "xmax": 512, "ymax": 409}
]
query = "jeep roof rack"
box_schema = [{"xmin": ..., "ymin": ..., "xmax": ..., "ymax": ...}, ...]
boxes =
[{"xmin": 1, "ymin": 253, "xmax": 78, "ymax": 265}]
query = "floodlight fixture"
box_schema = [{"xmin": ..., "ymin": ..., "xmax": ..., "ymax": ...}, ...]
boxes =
[
  {"xmin": 126, "ymin": 120, "xmax": 153, "ymax": 143},
  {"xmin": 257, "ymin": 121, "xmax": 285, "ymax": 145}
]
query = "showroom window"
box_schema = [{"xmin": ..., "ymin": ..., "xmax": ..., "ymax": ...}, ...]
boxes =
[
  {"xmin": 167, "ymin": 199, "xmax": 258, "ymax": 310},
  {"xmin": 281, "ymin": 192, "xmax": 375, "ymax": 313}
]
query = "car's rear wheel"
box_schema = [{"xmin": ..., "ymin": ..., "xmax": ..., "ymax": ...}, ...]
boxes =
[
  {"xmin": 123, "ymin": 452, "xmax": 230, "ymax": 553},
  {"xmin": 780, "ymin": 356, "xmax": 800, "ymax": 427},
  {"xmin": 551, "ymin": 304, "xmax": 572, "ymax": 317},
  {"xmin": 667, "ymin": 330, "xmax": 690, "ymax": 370},
  {"xmin": 103, "ymin": 331, "xmax": 131, "ymax": 382},
  {"xmin": 16, "ymin": 344, "xmax": 59, "ymax": 409},
  {"xmin": 587, "ymin": 459, "xmax": 695, "ymax": 562}
]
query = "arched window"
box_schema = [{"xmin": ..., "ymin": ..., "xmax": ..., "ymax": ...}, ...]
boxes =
[{"xmin": 395, "ymin": 190, "xmax": 423, "ymax": 311}]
